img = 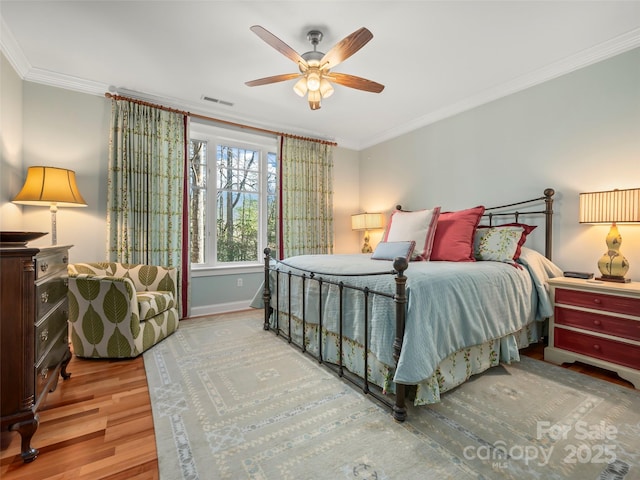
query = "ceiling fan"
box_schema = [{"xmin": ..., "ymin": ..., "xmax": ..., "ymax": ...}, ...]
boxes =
[{"xmin": 245, "ymin": 25, "xmax": 385, "ymax": 110}]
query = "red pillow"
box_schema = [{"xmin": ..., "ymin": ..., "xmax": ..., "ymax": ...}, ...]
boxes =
[{"xmin": 430, "ymin": 206, "xmax": 485, "ymax": 262}]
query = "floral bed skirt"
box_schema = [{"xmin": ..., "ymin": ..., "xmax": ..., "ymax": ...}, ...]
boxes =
[{"xmin": 270, "ymin": 312, "xmax": 542, "ymax": 405}]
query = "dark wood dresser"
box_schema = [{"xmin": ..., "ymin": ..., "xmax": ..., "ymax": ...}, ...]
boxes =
[{"xmin": 0, "ymin": 244, "xmax": 72, "ymax": 462}]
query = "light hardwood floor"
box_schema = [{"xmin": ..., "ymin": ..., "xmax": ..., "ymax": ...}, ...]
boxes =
[
  {"xmin": 0, "ymin": 319, "xmax": 635, "ymax": 479},
  {"xmin": 0, "ymin": 353, "xmax": 157, "ymax": 480}
]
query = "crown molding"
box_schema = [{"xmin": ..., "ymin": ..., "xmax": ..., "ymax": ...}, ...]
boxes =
[
  {"xmin": 0, "ymin": 16, "xmax": 31, "ymax": 76},
  {"xmin": 2, "ymin": 12, "xmax": 638, "ymax": 152},
  {"xmin": 358, "ymin": 27, "xmax": 640, "ymax": 151},
  {"xmin": 24, "ymin": 68, "xmax": 109, "ymax": 96}
]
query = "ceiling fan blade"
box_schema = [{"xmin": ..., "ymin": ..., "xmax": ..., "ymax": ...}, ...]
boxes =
[
  {"xmin": 250, "ymin": 25, "xmax": 306, "ymax": 67},
  {"xmin": 324, "ymin": 73, "xmax": 385, "ymax": 93},
  {"xmin": 245, "ymin": 73, "xmax": 301, "ymax": 87},
  {"xmin": 320, "ymin": 27, "xmax": 373, "ymax": 70}
]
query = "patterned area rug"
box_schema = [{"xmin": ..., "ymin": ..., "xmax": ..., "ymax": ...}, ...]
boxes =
[{"xmin": 144, "ymin": 310, "xmax": 640, "ymax": 480}]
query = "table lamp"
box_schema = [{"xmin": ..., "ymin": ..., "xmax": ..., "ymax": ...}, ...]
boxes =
[
  {"xmin": 579, "ymin": 187, "xmax": 640, "ymax": 283},
  {"xmin": 351, "ymin": 212, "xmax": 384, "ymax": 253},
  {"xmin": 13, "ymin": 166, "xmax": 87, "ymax": 245}
]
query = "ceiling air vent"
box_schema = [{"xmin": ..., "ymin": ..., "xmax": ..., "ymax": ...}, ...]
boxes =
[{"xmin": 202, "ymin": 95, "xmax": 234, "ymax": 107}]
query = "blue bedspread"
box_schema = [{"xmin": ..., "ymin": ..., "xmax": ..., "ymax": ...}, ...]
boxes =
[{"xmin": 255, "ymin": 251, "xmax": 557, "ymax": 386}]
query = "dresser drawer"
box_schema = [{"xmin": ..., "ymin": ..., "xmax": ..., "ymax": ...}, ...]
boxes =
[
  {"xmin": 555, "ymin": 307, "xmax": 640, "ymax": 342},
  {"xmin": 555, "ymin": 288, "xmax": 640, "ymax": 317},
  {"xmin": 554, "ymin": 328, "xmax": 640, "ymax": 370},
  {"xmin": 36, "ymin": 276, "xmax": 68, "ymax": 319},
  {"xmin": 35, "ymin": 330, "xmax": 69, "ymax": 401},
  {"xmin": 35, "ymin": 300, "xmax": 68, "ymax": 361},
  {"xmin": 35, "ymin": 249, "xmax": 69, "ymax": 281}
]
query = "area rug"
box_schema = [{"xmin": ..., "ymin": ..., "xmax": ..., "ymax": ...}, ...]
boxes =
[{"xmin": 144, "ymin": 310, "xmax": 640, "ymax": 480}]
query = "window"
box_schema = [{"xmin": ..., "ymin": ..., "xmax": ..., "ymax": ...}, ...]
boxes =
[{"xmin": 189, "ymin": 123, "xmax": 277, "ymax": 268}]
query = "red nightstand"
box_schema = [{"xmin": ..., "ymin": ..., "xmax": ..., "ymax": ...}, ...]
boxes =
[{"xmin": 544, "ymin": 277, "xmax": 640, "ymax": 389}]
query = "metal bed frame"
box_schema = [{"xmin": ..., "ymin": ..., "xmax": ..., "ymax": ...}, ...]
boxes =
[{"xmin": 261, "ymin": 188, "xmax": 555, "ymax": 422}]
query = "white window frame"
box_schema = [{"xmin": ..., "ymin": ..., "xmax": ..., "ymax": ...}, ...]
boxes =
[{"xmin": 189, "ymin": 121, "xmax": 277, "ymax": 274}]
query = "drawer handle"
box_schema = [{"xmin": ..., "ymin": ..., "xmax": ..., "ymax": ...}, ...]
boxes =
[
  {"xmin": 64, "ymin": 279, "xmax": 69, "ymax": 287},
  {"xmin": 593, "ymin": 298, "xmax": 602, "ymax": 305},
  {"xmin": 41, "ymin": 292, "xmax": 49, "ymax": 303},
  {"xmin": 593, "ymin": 344, "xmax": 601, "ymax": 351},
  {"xmin": 63, "ymin": 256, "xmax": 68, "ymax": 264},
  {"xmin": 40, "ymin": 329, "xmax": 49, "ymax": 343},
  {"xmin": 40, "ymin": 262, "xmax": 49, "ymax": 272},
  {"xmin": 593, "ymin": 319, "xmax": 602, "ymax": 326}
]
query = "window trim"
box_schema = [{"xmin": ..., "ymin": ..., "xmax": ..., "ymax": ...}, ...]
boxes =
[
  {"xmin": 190, "ymin": 263, "xmax": 264, "ymax": 277},
  {"xmin": 189, "ymin": 121, "xmax": 277, "ymax": 271}
]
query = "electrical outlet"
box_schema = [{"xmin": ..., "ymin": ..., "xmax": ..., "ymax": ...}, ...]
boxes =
[{"xmin": 237, "ymin": 278, "xmax": 243, "ymax": 287}]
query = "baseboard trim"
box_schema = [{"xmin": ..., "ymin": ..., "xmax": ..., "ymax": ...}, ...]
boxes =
[{"xmin": 188, "ymin": 300, "xmax": 254, "ymax": 318}]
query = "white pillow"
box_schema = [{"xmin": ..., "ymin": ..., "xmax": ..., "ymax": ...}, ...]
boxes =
[{"xmin": 382, "ymin": 207, "xmax": 441, "ymax": 261}]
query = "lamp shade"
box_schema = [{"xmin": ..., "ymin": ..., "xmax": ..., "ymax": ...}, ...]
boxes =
[
  {"xmin": 351, "ymin": 212, "xmax": 384, "ymax": 231},
  {"xmin": 319, "ymin": 78, "xmax": 334, "ymax": 98},
  {"xmin": 293, "ymin": 77, "xmax": 307, "ymax": 97},
  {"xmin": 13, "ymin": 166, "xmax": 87, "ymax": 207},
  {"xmin": 579, "ymin": 188, "xmax": 640, "ymax": 224}
]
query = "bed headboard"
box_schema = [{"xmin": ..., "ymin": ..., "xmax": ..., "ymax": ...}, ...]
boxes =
[
  {"xmin": 482, "ymin": 188, "xmax": 555, "ymax": 260},
  {"xmin": 395, "ymin": 188, "xmax": 555, "ymax": 260}
]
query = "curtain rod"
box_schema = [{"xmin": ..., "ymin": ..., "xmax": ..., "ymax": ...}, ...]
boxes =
[{"xmin": 104, "ymin": 93, "xmax": 338, "ymax": 147}]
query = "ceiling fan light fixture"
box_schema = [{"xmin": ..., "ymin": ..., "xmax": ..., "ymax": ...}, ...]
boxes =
[
  {"xmin": 246, "ymin": 25, "xmax": 384, "ymax": 111},
  {"xmin": 308, "ymin": 89, "xmax": 321, "ymax": 102},
  {"xmin": 308, "ymin": 89, "xmax": 321, "ymax": 109},
  {"xmin": 319, "ymin": 78, "xmax": 334, "ymax": 98},
  {"xmin": 293, "ymin": 77, "xmax": 307, "ymax": 97},
  {"xmin": 306, "ymin": 71, "xmax": 321, "ymax": 91}
]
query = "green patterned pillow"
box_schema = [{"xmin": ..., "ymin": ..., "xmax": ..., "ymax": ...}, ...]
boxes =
[{"xmin": 474, "ymin": 225, "xmax": 526, "ymax": 263}]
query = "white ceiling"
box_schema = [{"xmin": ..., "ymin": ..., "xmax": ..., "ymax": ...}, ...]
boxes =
[{"xmin": 2, "ymin": 1, "xmax": 640, "ymax": 150}]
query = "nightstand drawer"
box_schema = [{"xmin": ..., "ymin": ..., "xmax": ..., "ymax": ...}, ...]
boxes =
[
  {"xmin": 554, "ymin": 328, "xmax": 640, "ymax": 370},
  {"xmin": 555, "ymin": 288, "xmax": 640, "ymax": 317},
  {"xmin": 555, "ymin": 307, "xmax": 640, "ymax": 342}
]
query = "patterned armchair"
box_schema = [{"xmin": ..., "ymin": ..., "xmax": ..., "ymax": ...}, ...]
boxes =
[{"xmin": 67, "ymin": 262, "xmax": 180, "ymax": 358}]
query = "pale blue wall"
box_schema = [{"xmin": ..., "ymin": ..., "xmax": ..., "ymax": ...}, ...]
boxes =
[
  {"xmin": 20, "ymin": 82, "xmax": 110, "ymax": 262},
  {"xmin": 1, "ymin": 53, "xmax": 110, "ymax": 262},
  {"xmin": 1, "ymin": 52, "xmax": 24, "ymax": 230},
  {"xmin": 190, "ymin": 271, "xmax": 265, "ymax": 316},
  {"xmin": 359, "ymin": 47, "xmax": 640, "ymax": 280}
]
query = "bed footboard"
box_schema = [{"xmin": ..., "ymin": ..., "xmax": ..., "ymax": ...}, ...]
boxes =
[{"xmin": 261, "ymin": 247, "xmax": 410, "ymax": 422}]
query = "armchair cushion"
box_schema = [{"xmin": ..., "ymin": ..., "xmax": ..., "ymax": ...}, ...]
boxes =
[
  {"xmin": 137, "ymin": 291, "xmax": 175, "ymax": 320},
  {"xmin": 68, "ymin": 262, "xmax": 179, "ymax": 358}
]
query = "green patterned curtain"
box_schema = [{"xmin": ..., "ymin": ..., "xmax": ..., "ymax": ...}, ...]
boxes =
[
  {"xmin": 280, "ymin": 137, "xmax": 334, "ymax": 257},
  {"xmin": 107, "ymin": 99, "xmax": 185, "ymax": 269}
]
